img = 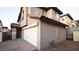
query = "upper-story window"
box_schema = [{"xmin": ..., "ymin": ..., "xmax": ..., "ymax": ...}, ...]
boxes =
[
  {"xmin": 28, "ymin": 7, "xmax": 43, "ymax": 17},
  {"xmin": 55, "ymin": 12, "xmax": 60, "ymax": 21}
]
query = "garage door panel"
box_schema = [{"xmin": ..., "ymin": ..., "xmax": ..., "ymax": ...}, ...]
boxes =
[{"xmin": 23, "ymin": 26, "xmax": 38, "ymax": 47}]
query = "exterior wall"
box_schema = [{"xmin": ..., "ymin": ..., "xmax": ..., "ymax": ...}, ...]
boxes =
[
  {"xmin": 46, "ymin": 9, "xmax": 60, "ymax": 21},
  {"xmin": 0, "ymin": 23, "xmax": 3, "ymax": 32},
  {"xmin": 0, "ymin": 32, "xmax": 2, "ymax": 42},
  {"xmin": 73, "ymin": 31, "xmax": 79, "ymax": 41},
  {"xmin": 11, "ymin": 28, "xmax": 16, "ymax": 40},
  {"xmin": 46, "ymin": 9, "xmax": 53, "ymax": 19},
  {"xmin": 40, "ymin": 21, "xmax": 66, "ymax": 48},
  {"xmin": 27, "ymin": 7, "xmax": 43, "ymax": 25},
  {"xmin": 60, "ymin": 16, "xmax": 72, "ymax": 27},
  {"xmin": 19, "ymin": 7, "xmax": 28, "ymax": 27},
  {"xmin": 19, "ymin": 7, "xmax": 44, "ymax": 27},
  {"xmin": 3, "ymin": 28, "xmax": 8, "ymax": 32},
  {"xmin": 27, "ymin": 17, "xmax": 39, "ymax": 25},
  {"xmin": 66, "ymin": 26, "xmax": 79, "ymax": 39}
]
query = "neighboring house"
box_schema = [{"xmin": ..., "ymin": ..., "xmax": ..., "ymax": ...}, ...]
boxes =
[
  {"xmin": 17, "ymin": 7, "xmax": 67, "ymax": 50},
  {"xmin": 2, "ymin": 27, "xmax": 8, "ymax": 32},
  {"xmin": 11, "ymin": 23, "xmax": 21, "ymax": 40},
  {"xmin": 60, "ymin": 13, "xmax": 76, "ymax": 27},
  {"xmin": 0, "ymin": 20, "xmax": 3, "ymax": 42},
  {"xmin": 0, "ymin": 20, "xmax": 3, "ymax": 32}
]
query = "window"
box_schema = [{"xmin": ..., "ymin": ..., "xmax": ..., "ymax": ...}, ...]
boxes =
[
  {"xmin": 56, "ymin": 12, "xmax": 60, "ymax": 21},
  {"xmin": 53, "ymin": 11, "xmax": 60, "ymax": 21},
  {"xmin": 28, "ymin": 7, "xmax": 43, "ymax": 16}
]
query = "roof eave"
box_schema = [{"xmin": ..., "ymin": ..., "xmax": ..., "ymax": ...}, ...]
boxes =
[
  {"xmin": 17, "ymin": 7, "xmax": 23, "ymax": 22},
  {"xmin": 40, "ymin": 16, "xmax": 68, "ymax": 28}
]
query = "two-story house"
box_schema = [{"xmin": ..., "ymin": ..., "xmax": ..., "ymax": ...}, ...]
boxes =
[
  {"xmin": 17, "ymin": 7, "xmax": 67, "ymax": 50},
  {"xmin": 60, "ymin": 13, "xmax": 76, "ymax": 27}
]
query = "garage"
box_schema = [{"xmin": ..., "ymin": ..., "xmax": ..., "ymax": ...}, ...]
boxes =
[{"xmin": 23, "ymin": 24, "xmax": 38, "ymax": 47}]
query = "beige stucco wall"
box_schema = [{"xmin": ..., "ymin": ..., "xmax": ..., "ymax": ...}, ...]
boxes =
[
  {"xmin": 46, "ymin": 9, "xmax": 60, "ymax": 21},
  {"xmin": 40, "ymin": 21, "xmax": 66, "ymax": 48},
  {"xmin": 19, "ymin": 7, "xmax": 28, "ymax": 27},
  {"xmin": 11, "ymin": 28, "xmax": 16, "ymax": 40},
  {"xmin": 0, "ymin": 32, "xmax": 2, "ymax": 42},
  {"xmin": 73, "ymin": 31, "xmax": 79, "ymax": 41},
  {"xmin": 0, "ymin": 23, "xmax": 3, "ymax": 32},
  {"xmin": 27, "ymin": 7, "xmax": 44, "ymax": 25},
  {"xmin": 46, "ymin": 9, "xmax": 53, "ymax": 19},
  {"xmin": 19, "ymin": 7, "xmax": 44, "ymax": 27},
  {"xmin": 27, "ymin": 17, "xmax": 39, "ymax": 25}
]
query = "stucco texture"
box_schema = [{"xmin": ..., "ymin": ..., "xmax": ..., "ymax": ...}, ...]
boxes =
[{"xmin": 40, "ymin": 21, "xmax": 66, "ymax": 49}]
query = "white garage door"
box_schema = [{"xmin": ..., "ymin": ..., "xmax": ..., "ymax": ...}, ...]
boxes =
[{"xmin": 23, "ymin": 26, "xmax": 38, "ymax": 47}]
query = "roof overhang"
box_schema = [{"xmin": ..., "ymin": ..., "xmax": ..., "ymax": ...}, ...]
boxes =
[
  {"xmin": 61, "ymin": 13, "xmax": 74, "ymax": 20},
  {"xmin": 17, "ymin": 7, "xmax": 23, "ymax": 22},
  {"xmin": 11, "ymin": 23, "xmax": 21, "ymax": 28},
  {"xmin": 40, "ymin": 16, "xmax": 68, "ymax": 28},
  {"xmin": 39, "ymin": 7, "xmax": 63, "ymax": 14}
]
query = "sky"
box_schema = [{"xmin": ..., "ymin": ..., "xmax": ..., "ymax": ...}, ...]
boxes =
[
  {"xmin": 0, "ymin": 7, "xmax": 20, "ymax": 29},
  {"xmin": 59, "ymin": 7, "xmax": 79, "ymax": 20},
  {"xmin": 0, "ymin": 7, "xmax": 79, "ymax": 29}
]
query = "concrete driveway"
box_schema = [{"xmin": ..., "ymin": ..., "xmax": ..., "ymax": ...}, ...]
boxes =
[
  {"xmin": 42, "ymin": 40, "xmax": 79, "ymax": 51},
  {"xmin": 0, "ymin": 39, "xmax": 37, "ymax": 51}
]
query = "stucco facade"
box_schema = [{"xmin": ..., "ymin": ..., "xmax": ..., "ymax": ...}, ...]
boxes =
[
  {"xmin": 73, "ymin": 31, "xmax": 79, "ymax": 41},
  {"xmin": 40, "ymin": 21, "xmax": 66, "ymax": 48},
  {"xmin": 19, "ymin": 7, "xmax": 28, "ymax": 27}
]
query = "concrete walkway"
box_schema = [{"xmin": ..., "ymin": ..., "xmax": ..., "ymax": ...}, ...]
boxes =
[{"xmin": 0, "ymin": 39, "xmax": 37, "ymax": 51}]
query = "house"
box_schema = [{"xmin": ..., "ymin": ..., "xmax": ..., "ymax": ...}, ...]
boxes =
[
  {"xmin": 17, "ymin": 7, "xmax": 68, "ymax": 50},
  {"xmin": 60, "ymin": 13, "xmax": 76, "ymax": 27},
  {"xmin": 11, "ymin": 23, "xmax": 21, "ymax": 39},
  {"xmin": 11, "ymin": 23, "xmax": 21, "ymax": 40},
  {"xmin": 2, "ymin": 27, "xmax": 8, "ymax": 32},
  {"xmin": 0, "ymin": 20, "xmax": 3, "ymax": 32},
  {"xmin": 0, "ymin": 20, "xmax": 3, "ymax": 42}
]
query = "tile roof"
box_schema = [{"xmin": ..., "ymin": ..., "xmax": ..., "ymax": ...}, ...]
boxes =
[
  {"xmin": 11, "ymin": 23, "xmax": 21, "ymax": 28},
  {"xmin": 61, "ymin": 13, "xmax": 74, "ymax": 20},
  {"xmin": 40, "ymin": 16, "xmax": 68, "ymax": 28}
]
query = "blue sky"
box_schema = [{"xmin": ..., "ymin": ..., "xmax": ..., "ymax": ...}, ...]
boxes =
[{"xmin": 0, "ymin": 7, "xmax": 79, "ymax": 29}]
